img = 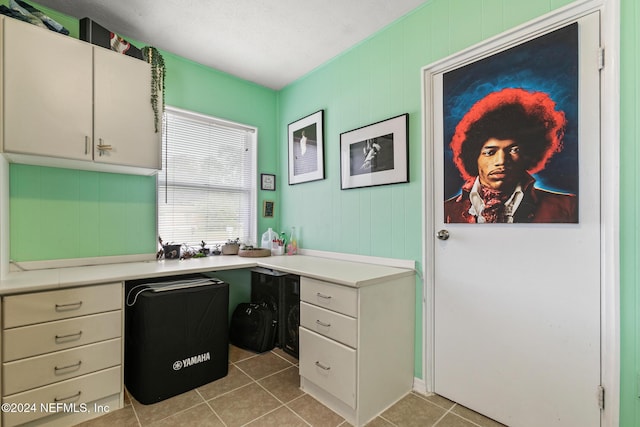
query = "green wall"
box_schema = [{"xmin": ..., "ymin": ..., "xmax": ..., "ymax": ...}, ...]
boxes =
[
  {"xmin": 277, "ymin": 0, "xmax": 638, "ymax": 425},
  {"xmin": 620, "ymin": 0, "xmax": 639, "ymax": 425},
  {"xmin": 4, "ymin": 2, "xmax": 278, "ymax": 261},
  {"xmin": 10, "ymin": 164, "xmax": 156, "ymax": 260}
]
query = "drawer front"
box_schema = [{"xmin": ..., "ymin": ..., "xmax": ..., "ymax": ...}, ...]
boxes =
[
  {"xmin": 300, "ymin": 301, "xmax": 357, "ymax": 348},
  {"xmin": 299, "ymin": 327, "xmax": 356, "ymax": 408},
  {"xmin": 4, "ymin": 282, "xmax": 122, "ymax": 328},
  {"xmin": 2, "ymin": 366, "xmax": 121, "ymax": 427},
  {"xmin": 3, "ymin": 338, "xmax": 121, "ymax": 395},
  {"xmin": 4, "ymin": 310, "xmax": 122, "ymax": 361},
  {"xmin": 300, "ymin": 277, "xmax": 358, "ymax": 317}
]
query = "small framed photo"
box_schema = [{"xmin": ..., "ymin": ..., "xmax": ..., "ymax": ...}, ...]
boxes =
[
  {"xmin": 340, "ymin": 113, "xmax": 409, "ymax": 190},
  {"xmin": 261, "ymin": 173, "xmax": 276, "ymax": 191},
  {"xmin": 263, "ymin": 200, "xmax": 274, "ymax": 218},
  {"xmin": 288, "ymin": 110, "xmax": 325, "ymax": 185}
]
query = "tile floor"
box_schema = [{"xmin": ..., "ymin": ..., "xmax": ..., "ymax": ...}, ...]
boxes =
[{"xmin": 75, "ymin": 345, "xmax": 505, "ymax": 427}]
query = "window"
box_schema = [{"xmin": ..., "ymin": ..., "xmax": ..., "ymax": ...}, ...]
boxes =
[{"xmin": 158, "ymin": 106, "xmax": 257, "ymax": 247}]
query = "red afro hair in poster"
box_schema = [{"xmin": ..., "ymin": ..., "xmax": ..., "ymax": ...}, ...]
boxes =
[{"xmin": 449, "ymin": 88, "xmax": 567, "ymax": 182}]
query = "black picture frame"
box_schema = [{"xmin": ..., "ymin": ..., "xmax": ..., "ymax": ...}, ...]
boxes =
[
  {"xmin": 340, "ymin": 113, "xmax": 409, "ymax": 190},
  {"xmin": 263, "ymin": 200, "xmax": 274, "ymax": 218},
  {"xmin": 288, "ymin": 110, "xmax": 325, "ymax": 185},
  {"xmin": 261, "ymin": 173, "xmax": 276, "ymax": 191}
]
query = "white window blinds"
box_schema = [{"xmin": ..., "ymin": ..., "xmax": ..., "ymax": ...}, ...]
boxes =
[{"xmin": 158, "ymin": 106, "xmax": 257, "ymax": 247}]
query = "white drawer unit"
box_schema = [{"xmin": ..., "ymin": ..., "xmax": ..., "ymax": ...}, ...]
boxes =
[
  {"xmin": 298, "ymin": 274, "xmax": 415, "ymax": 427},
  {"xmin": 2, "ymin": 283, "xmax": 125, "ymax": 427},
  {"xmin": 300, "ymin": 301, "xmax": 357, "ymax": 348},
  {"xmin": 300, "ymin": 277, "xmax": 358, "ymax": 317},
  {"xmin": 3, "ymin": 282, "xmax": 122, "ymax": 328},
  {"xmin": 2, "ymin": 366, "xmax": 121, "ymax": 427},
  {"xmin": 4, "ymin": 338, "xmax": 121, "ymax": 395},
  {"xmin": 3, "ymin": 311, "xmax": 122, "ymax": 362}
]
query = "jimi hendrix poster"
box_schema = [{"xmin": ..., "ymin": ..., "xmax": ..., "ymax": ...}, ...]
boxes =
[{"xmin": 443, "ymin": 23, "xmax": 579, "ymax": 224}]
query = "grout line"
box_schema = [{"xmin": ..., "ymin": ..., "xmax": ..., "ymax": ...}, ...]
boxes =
[
  {"xmin": 238, "ymin": 404, "xmax": 285, "ymax": 427},
  {"xmin": 256, "ymin": 364, "xmax": 299, "ymax": 382},
  {"xmin": 126, "ymin": 390, "xmax": 143, "ymax": 427},
  {"xmin": 249, "ymin": 365, "xmax": 312, "ymax": 426},
  {"xmin": 377, "ymin": 413, "xmax": 400, "ymax": 426},
  {"xmin": 202, "ymin": 379, "xmax": 255, "ymax": 402},
  {"xmin": 196, "ymin": 388, "xmax": 228, "ymax": 427},
  {"xmin": 432, "ymin": 403, "xmax": 455, "ymax": 426},
  {"xmin": 433, "ymin": 403, "xmax": 486, "ymax": 427},
  {"xmin": 232, "ymin": 351, "xmax": 312, "ymax": 427},
  {"xmin": 270, "ymin": 348, "xmax": 299, "ymax": 365}
]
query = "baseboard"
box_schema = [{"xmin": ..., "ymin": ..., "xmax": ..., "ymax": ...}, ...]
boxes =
[{"xmin": 412, "ymin": 377, "xmax": 428, "ymax": 395}]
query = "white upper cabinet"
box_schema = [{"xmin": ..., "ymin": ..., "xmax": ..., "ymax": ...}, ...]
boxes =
[
  {"xmin": 93, "ymin": 47, "xmax": 160, "ymax": 170},
  {"xmin": 2, "ymin": 17, "xmax": 93, "ymax": 161},
  {"xmin": 0, "ymin": 17, "xmax": 161, "ymax": 174}
]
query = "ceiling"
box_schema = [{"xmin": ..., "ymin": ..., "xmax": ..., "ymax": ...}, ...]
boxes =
[{"xmin": 33, "ymin": 0, "xmax": 428, "ymax": 90}]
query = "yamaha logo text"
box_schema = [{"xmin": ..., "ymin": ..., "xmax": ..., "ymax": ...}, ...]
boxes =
[{"xmin": 173, "ymin": 352, "xmax": 211, "ymax": 370}]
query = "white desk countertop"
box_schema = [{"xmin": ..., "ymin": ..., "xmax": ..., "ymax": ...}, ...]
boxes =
[{"xmin": 0, "ymin": 254, "xmax": 415, "ymax": 295}]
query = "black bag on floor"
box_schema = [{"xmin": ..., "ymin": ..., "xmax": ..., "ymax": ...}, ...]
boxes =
[{"xmin": 229, "ymin": 302, "xmax": 277, "ymax": 352}]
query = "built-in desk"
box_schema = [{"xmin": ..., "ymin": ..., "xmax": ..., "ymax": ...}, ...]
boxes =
[{"xmin": 0, "ymin": 253, "xmax": 415, "ymax": 427}]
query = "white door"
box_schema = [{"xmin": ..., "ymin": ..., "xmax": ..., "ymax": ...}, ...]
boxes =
[{"xmin": 429, "ymin": 12, "xmax": 601, "ymax": 427}]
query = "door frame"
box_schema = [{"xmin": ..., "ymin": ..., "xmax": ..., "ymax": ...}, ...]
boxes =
[{"xmin": 420, "ymin": 0, "xmax": 620, "ymax": 425}]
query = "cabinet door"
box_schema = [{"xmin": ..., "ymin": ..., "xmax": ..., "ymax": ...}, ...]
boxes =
[
  {"xmin": 3, "ymin": 18, "xmax": 93, "ymax": 160},
  {"xmin": 93, "ymin": 47, "xmax": 161, "ymax": 169}
]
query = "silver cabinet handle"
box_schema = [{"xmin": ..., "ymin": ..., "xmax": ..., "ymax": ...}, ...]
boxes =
[
  {"xmin": 84, "ymin": 136, "xmax": 90, "ymax": 155},
  {"xmin": 315, "ymin": 361, "xmax": 331, "ymax": 371},
  {"xmin": 54, "ymin": 391, "xmax": 81, "ymax": 402},
  {"xmin": 97, "ymin": 138, "xmax": 112, "ymax": 156},
  {"xmin": 315, "ymin": 319, "xmax": 331, "ymax": 327},
  {"xmin": 316, "ymin": 292, "xmax": 332, "ymax": 300},
  {"xmin": 54, "ymin": 360, "xmax": 82, "ymax": 372},
  {"xmin": 55, "ymin": 301, "xmax": 82, "ymax": 311},
  {"xmin": 55, "ymin": 331, "xmax": 83, "ymax": 341}
]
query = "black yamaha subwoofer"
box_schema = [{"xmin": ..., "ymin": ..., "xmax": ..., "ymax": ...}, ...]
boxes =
[{"xmin": 124, "ymin": 274, "xmax": 229, "ymax": 404}]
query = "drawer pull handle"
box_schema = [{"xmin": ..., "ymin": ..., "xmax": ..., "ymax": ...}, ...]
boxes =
[
  {"xmin": 55, "ymin": 301, "xmax": 83, "ymax": 311},
  {"xmin": 54, "ymin": 391, "xmax": 81, "ymax": 402},
  {"xmin": 55, "ymin": 331, "xmax": 83, "ymax": 341},
  {"xmin": 315, "ymin": 320, "xmax": 331, "ymax": 328},
  {"xmin": 315, "ymin": 361, "xmax": 331, "ymax": 371},
  {"xmin": 54, "ymin": 360, "xmax": 82, "ymax": 372},
  {"xmin": 316, "ymin": 293, "xmax": 332, "ymax": 300}
]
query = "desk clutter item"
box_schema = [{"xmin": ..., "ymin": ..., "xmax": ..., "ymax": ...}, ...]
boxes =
[
  {"xmin": 2, "ymin": 0, "xmax": 69, "ymax": 34},
  {"xmin": 80, "ymin": 17, "xmax": 144, "ymax": 60},
  {"xmin": 229, "ymin": 302, "xmax": 277, "ymax": 353},
  {"xmin": 222, "ymin": 238, "xmax": 240, "ymax": 255},
  {"xmin": 162, "ymin": 244, "xmax": 181, "ymax": 259},
  {"xmin": 238, "ymin": 248, "xmax": 271, "ymax": 257},
  {"xmin": 124, "ymin": 274, "xmax": 229, "ymax": 404}
]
